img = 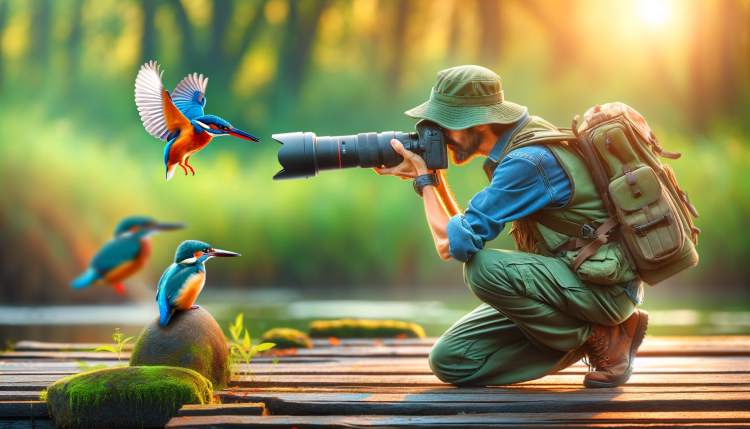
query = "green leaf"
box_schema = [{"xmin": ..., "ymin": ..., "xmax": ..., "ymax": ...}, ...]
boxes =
[
  {"xmin": 121, "ymin": 336, "xmax": 135, "ymax": 345},
  {"xmin": 242, "ymin": 330, "xmax": 251, "ymax": 349},
  {"xmin": 270, "ymin": 358, "xmax": 279, "ymax": 376},
  {"xmin": 255, "ymin": 342, "xmax": 276, "ymax": 352},
  {"xmin": 94, "ymin": 345, "xmax": 117, "ymax": 353}
]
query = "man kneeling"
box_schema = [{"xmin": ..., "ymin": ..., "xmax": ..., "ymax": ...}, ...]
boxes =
[{"xmin": 375, "ymin": 65, "xmax": 648, "ymax": 388}]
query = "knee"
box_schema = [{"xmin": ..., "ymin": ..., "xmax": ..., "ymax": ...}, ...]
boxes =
[
  {"xmin": 428, "ymin": 336, "xmax": 478, "ymax": 385},
  {"xmin": 464, "ymin": 249, "xmax": 512, "ymax": 298}
]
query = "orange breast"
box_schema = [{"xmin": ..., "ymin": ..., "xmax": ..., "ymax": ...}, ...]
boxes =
[
  {"xmin": 103, "ymin": 239, "xmax": 152, "ymax": 285},
  {"xmin": 174, "ymin": 271, "xmax": 206, "ymax": 310},
  {"xmin": 169, "ymin": 129, "xmax": 213, "ymax": 164}
]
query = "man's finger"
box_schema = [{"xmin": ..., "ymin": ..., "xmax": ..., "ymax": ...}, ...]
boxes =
[
  {"xmin": 390, "ymin": 139, "xmax": 413, "ymax": 158},
  {"xmin": 374, "ymin": 166, "xmax": 396, "ymax": 175}
]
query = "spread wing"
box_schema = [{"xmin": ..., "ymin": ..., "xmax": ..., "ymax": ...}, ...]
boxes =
[
  {"xmin": 90, "ymin": 236, "xmax": 142, "ymax": 274},
  {"xmin": 172, "ymin": 73, "xmax": 208, "ymax": 120},
  {"xmin": 135, "ymin": 61, "xmax": 192, "ymax": 141}
]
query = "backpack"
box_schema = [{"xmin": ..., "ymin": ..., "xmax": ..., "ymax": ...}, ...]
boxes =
[{"xmin": 550, "ymin": 103, "xmax": 700, "ymax": 286}]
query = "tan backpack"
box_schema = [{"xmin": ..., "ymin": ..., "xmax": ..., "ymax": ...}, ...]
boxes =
[{"xmin": 570, "ymin": 103, "xmax": 700, "ymax": 286}]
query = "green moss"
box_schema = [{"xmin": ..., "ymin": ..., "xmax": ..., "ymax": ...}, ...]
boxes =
[
  {"xmin": 308, "ymin": 319, "xmax": 426, "ymax": 339},
  {"xmin": 261, "ymin": 328, "xmax": 312, "ymax": 349},
  {"xmin": 44, "ymin": 366, "xmax": 213, "ymax": 428},
  {"xmin": 130, "ymin": 335, "xmax": 230, "ymax": 390}
]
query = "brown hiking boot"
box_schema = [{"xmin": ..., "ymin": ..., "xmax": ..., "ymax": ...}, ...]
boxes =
[{"xmin": 583, "ymin": 309, "xmax": 649, "ymax": 388}]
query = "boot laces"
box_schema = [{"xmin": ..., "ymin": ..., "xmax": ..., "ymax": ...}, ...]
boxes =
[{"xmin": 584, "ymin": 331, "xmax": 610, "ymax": 370}]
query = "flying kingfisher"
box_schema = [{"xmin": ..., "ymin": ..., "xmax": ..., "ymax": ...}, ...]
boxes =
[
  {"xmin": 72, "ymin": 216, "xmax": 186, "ymax": 295},
  {"xmin": 157, "ymin": 240, "xmax": 240, "ymax": 326},
  {"xmin": 135, "ymin": 61, "xmax": 260, "ymax": 181}
]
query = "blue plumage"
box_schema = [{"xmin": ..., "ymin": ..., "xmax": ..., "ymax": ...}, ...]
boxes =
[
  {"xmin": 71, "ymin": 216, "xmax": 185, "ymax": 294},
  {"xmin": 71, "ymin": 268, "xmax": 100, "ymax": 289},
  {"xmin": 155, "ymin": 240, "xmax": 240, "ymax": 326}
]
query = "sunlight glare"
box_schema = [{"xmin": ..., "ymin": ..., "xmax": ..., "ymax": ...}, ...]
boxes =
[{"xmin": 639, "ymin": 0, "xmax": 670, "ymax": 25}]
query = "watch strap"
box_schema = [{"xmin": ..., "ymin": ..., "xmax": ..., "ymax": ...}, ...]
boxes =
[{"xmin": 413, "ymin": 173, "xmax": 440, "ymax": 197}]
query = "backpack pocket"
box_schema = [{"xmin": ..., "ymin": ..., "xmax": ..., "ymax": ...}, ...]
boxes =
[
  {"xmin": 609, "ymin": 166, "xmax": 684, "ymax": 262},
  {"xmin": 559, "ymin": 242, "xmax": 637, "ymax": 285}
]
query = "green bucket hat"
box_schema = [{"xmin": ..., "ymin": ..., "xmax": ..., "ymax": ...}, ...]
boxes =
[{"xmin": 405, "ymin": 65, "xmax": 527, "ymax": 130}]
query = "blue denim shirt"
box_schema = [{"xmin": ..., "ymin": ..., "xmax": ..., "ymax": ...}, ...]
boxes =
[
  {"xmin": 446, "ymin": 118, "xmax": 644, "ymax": 305},
  {"xmin": 446, "ymin": 116, "xmax": 572, "ymax": 262}
]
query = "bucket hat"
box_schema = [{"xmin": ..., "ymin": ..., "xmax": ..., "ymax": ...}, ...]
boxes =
[{"xmin": 405, "ymin": 65, "xmax": 527, "ymax": 130}]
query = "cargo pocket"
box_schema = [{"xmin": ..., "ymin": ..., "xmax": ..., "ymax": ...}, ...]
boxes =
[
  {"xmin": 559, "ymin": 242, "xmax": 637, "ymax": 285},
  {"xmin": 610, "ymin": 166, "xmax": 684, "ymax": 261}
]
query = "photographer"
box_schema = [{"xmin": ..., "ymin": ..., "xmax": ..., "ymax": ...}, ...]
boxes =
[{"xmin": 374, "ymin": 65, "xmax": 647, "ymax": 388}]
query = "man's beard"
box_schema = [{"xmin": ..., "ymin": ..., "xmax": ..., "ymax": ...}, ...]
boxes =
[{"xmin": 446, "ymin": 128, "xmax": 483, "ymax": 165}]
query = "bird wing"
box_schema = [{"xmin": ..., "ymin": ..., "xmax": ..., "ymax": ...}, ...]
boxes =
[
  {"xmin": 172, "ymin": 73, "xmax": 208, "ymax": 120},
  {"xmin": 157, "ymin": 263, "xmax": 200, "ymax": 325},
  {"xmin": 135, "ymin": 61, "xmax": 192, "ymax": 141},
  {"xmin": 90, "ymin": 236, "xmax": 142, "ymax": 275}
]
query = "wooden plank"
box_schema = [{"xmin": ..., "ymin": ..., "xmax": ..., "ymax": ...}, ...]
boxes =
[
  {"xmin": 7, "ymin": 340, "xmax": 750, "ymax": 360},
  {"xmin": 177, "ymin": 403, "xmax": 265, "ymax": 417},
  {"xmin": 0, "ymin": 420, "xmax": 54, "ymax": 429},
  {"xmin": 214, "ymin": 391, "xmax": 750, "ymax": 415},
  {"xmin": 166, "ymin": 412, "xmax": 750, "ymax": 428},
  {"xmin": 0, "ymin": 401, "xmax": 48, "ymax": 418},
  {"xmin": 1, "ymin": 357, "xmax": 748, "ymax": 377},
  {"xmin": 227, "ymin": 373, "xmax": 750, "ymax": 388},
  {"xmin": 0, "ymin": 391, "xmax": 45, "ymax": 401}
]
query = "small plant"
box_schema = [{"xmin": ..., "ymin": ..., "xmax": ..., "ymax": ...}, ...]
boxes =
[
  {"xmin": 227, "ymin": 313, "xmax": 276, "ymax": 380},
  {"xmin": 94, "ymin": 328, "xmax": 134, "ymax": 363}
]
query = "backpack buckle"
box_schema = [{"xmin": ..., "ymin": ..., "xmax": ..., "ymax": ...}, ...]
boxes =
[{"xmin": 581, "ymin": 224, "xmax": 596, "ymax": 239}]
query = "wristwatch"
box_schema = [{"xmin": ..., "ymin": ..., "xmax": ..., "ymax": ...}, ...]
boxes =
[{"xmin": 413, "ymin": 172, "xmax": 440, "ymax": 197}]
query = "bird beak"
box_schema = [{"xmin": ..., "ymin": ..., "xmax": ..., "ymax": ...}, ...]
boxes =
[
  {"xmin": 204, "ymin": 248, "xmax": 241, "ymax": 257},
  {"xmin": 153, "ymin": 222, "xmax": 187, "ymax": 231},
  {"xmin": 227, "ymin": 127, "xmax": 260, "ymax": 142}
]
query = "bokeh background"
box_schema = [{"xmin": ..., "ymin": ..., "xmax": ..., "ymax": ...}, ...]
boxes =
[{"xmin": 1, "ymin": 0, "xmax": 748, "ymax": 343}]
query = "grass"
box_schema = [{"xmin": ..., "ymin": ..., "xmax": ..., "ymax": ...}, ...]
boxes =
[
  {"xmin": 227, "ymin": 313, "xmax": 276, "ymax": 380},
  {"xmin": 94, "ymin": 328, "xmax": 134, "ymax": 363}
]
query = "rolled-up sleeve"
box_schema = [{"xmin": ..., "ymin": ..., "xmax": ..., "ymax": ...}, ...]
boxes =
[{"xmin": 446, "ymin": 146, "xmax": 572, "ymax": 262}]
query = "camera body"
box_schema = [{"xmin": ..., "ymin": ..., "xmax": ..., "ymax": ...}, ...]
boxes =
[{"xmin": 273, "ymin": 120, "xmax": 448, "ymax": 180}]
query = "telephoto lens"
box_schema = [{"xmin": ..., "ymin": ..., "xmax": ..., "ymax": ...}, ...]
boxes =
[{"xmin": 273, "ymin": 121, "xmax": 447, "ymax": 180}]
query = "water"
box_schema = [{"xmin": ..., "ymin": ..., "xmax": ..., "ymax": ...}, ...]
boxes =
[{"xmin": 2, "ymin": 289, "xmax": 750, "ymax": 345}]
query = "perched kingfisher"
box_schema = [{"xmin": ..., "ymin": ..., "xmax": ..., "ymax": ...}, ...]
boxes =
[
  {"xmin": 72, "ymin": 216, "xmax": 186, "ymax": 295},
  {"xmin": 156, "ymin": 240, "xmax": 240, "ymax": 326},
  {"xmin": 134, "ymin": 61, "xmax": 260, "ymax": 181}
]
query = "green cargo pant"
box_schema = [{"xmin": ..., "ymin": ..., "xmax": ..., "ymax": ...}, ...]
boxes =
[{"xmin": 429, "ymin": 249, "xmax": 636, "ymax": 386}]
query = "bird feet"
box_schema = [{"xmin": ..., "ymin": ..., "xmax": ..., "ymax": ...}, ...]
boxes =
[
  {"xmin": 189, "ymin": 305, "xmax": 200, "ymax": 310},
  {"xmin": 179, "ymin": 163, "xmax": 188, "ymax": 175},
  {"xmin": 186, "ymin": 164, "xmax": 195, "ymax": 176}
]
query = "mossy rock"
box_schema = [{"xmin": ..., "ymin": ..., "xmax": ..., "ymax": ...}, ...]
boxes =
[
  {"xmin": 130, "ymin": 307, "xmax": 231, "ymax": 389},
  {"xmin": 308, "ymin": 319, "xmax": 426, "ymax": 339},
  {"xmin": 45, "ymin": 366, "xmax": 212, "ymax": 429},
  {"xmin": 261, "ymin": 328, "xmax": 312, "ymax": 349}
]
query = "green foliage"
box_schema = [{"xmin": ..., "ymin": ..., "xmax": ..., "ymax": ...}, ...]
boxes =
[
  {"xmin": 227, "ymin": 313, "xmax": 276, "ymax": 380},
  {"xmin": 44, "ymin": 366, "xmax": 213, "ymax": 428},
  {"xmin": 0, "ymin": 0, "xmax": 748, "ymax": 304},
  {"xmin": 308, "ymin": 319, "xmax": 426, "ymax": 339},
  {"xmin": 74, "ymin": 361, "xmax": 115, "ymax": 372},
  {"xmin": 94, "ymin": 328, "xmax": 134, "ymax": 363},
  {"xmin": 261, "ymin": 328, "xmax": 313, "ymax": 349}
]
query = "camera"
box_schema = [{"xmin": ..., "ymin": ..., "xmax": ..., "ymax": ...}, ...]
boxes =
[{"xmin": 272, "ymin": 120, "xmax": 448, "ymax": 180}]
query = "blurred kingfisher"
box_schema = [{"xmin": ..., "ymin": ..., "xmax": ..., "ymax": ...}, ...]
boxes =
[
  {"xmin": 157, "ymin": 240, "xmax": 240, "ymax": 326},
  {"xmin": 72, "ymin": 216, "xmax": 186, "ymax": 295},
  {"xmin": 134, "ymin": 61, "xmax": 260, "ymax": 181}
]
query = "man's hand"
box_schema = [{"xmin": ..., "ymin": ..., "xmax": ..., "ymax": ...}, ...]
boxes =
[{"xmin": 373, "ymin": 139, "xmax": 429, "ymax": 179}]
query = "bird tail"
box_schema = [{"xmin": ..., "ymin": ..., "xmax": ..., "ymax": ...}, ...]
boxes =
[
  {"xmin": 164, "ymin": 138, "xmax": 177, "ymax": 181},
  {"xmin": 158, "ymin": 291, "xmax": 174, "ymax": 326},
  {"xmin": 71, "ymin": 269, "xmax": 100, "ymax": 289}
]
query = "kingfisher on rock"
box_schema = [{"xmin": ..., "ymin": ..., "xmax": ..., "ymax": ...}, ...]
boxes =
[
  {"xmin": 135, "ymin": 61, "xmax": 260, "ymax": 181},
  {"xmin": 157, "ymin": 240, "xmax": 240, "ymax": 326},
  {"xmin": 72, "ymin": 216, "xmax": 186, "ymax": 295}
]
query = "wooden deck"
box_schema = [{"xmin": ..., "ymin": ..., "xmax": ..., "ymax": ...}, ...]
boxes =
[{"xmin": 2, "ymin": 336, "xmax": 750, "ymax": 428}]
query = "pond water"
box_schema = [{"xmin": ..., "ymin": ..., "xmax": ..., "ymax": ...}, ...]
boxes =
[{"xmin": 2, "ymin": 289, "xmax": 750, "ymax": 345}]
